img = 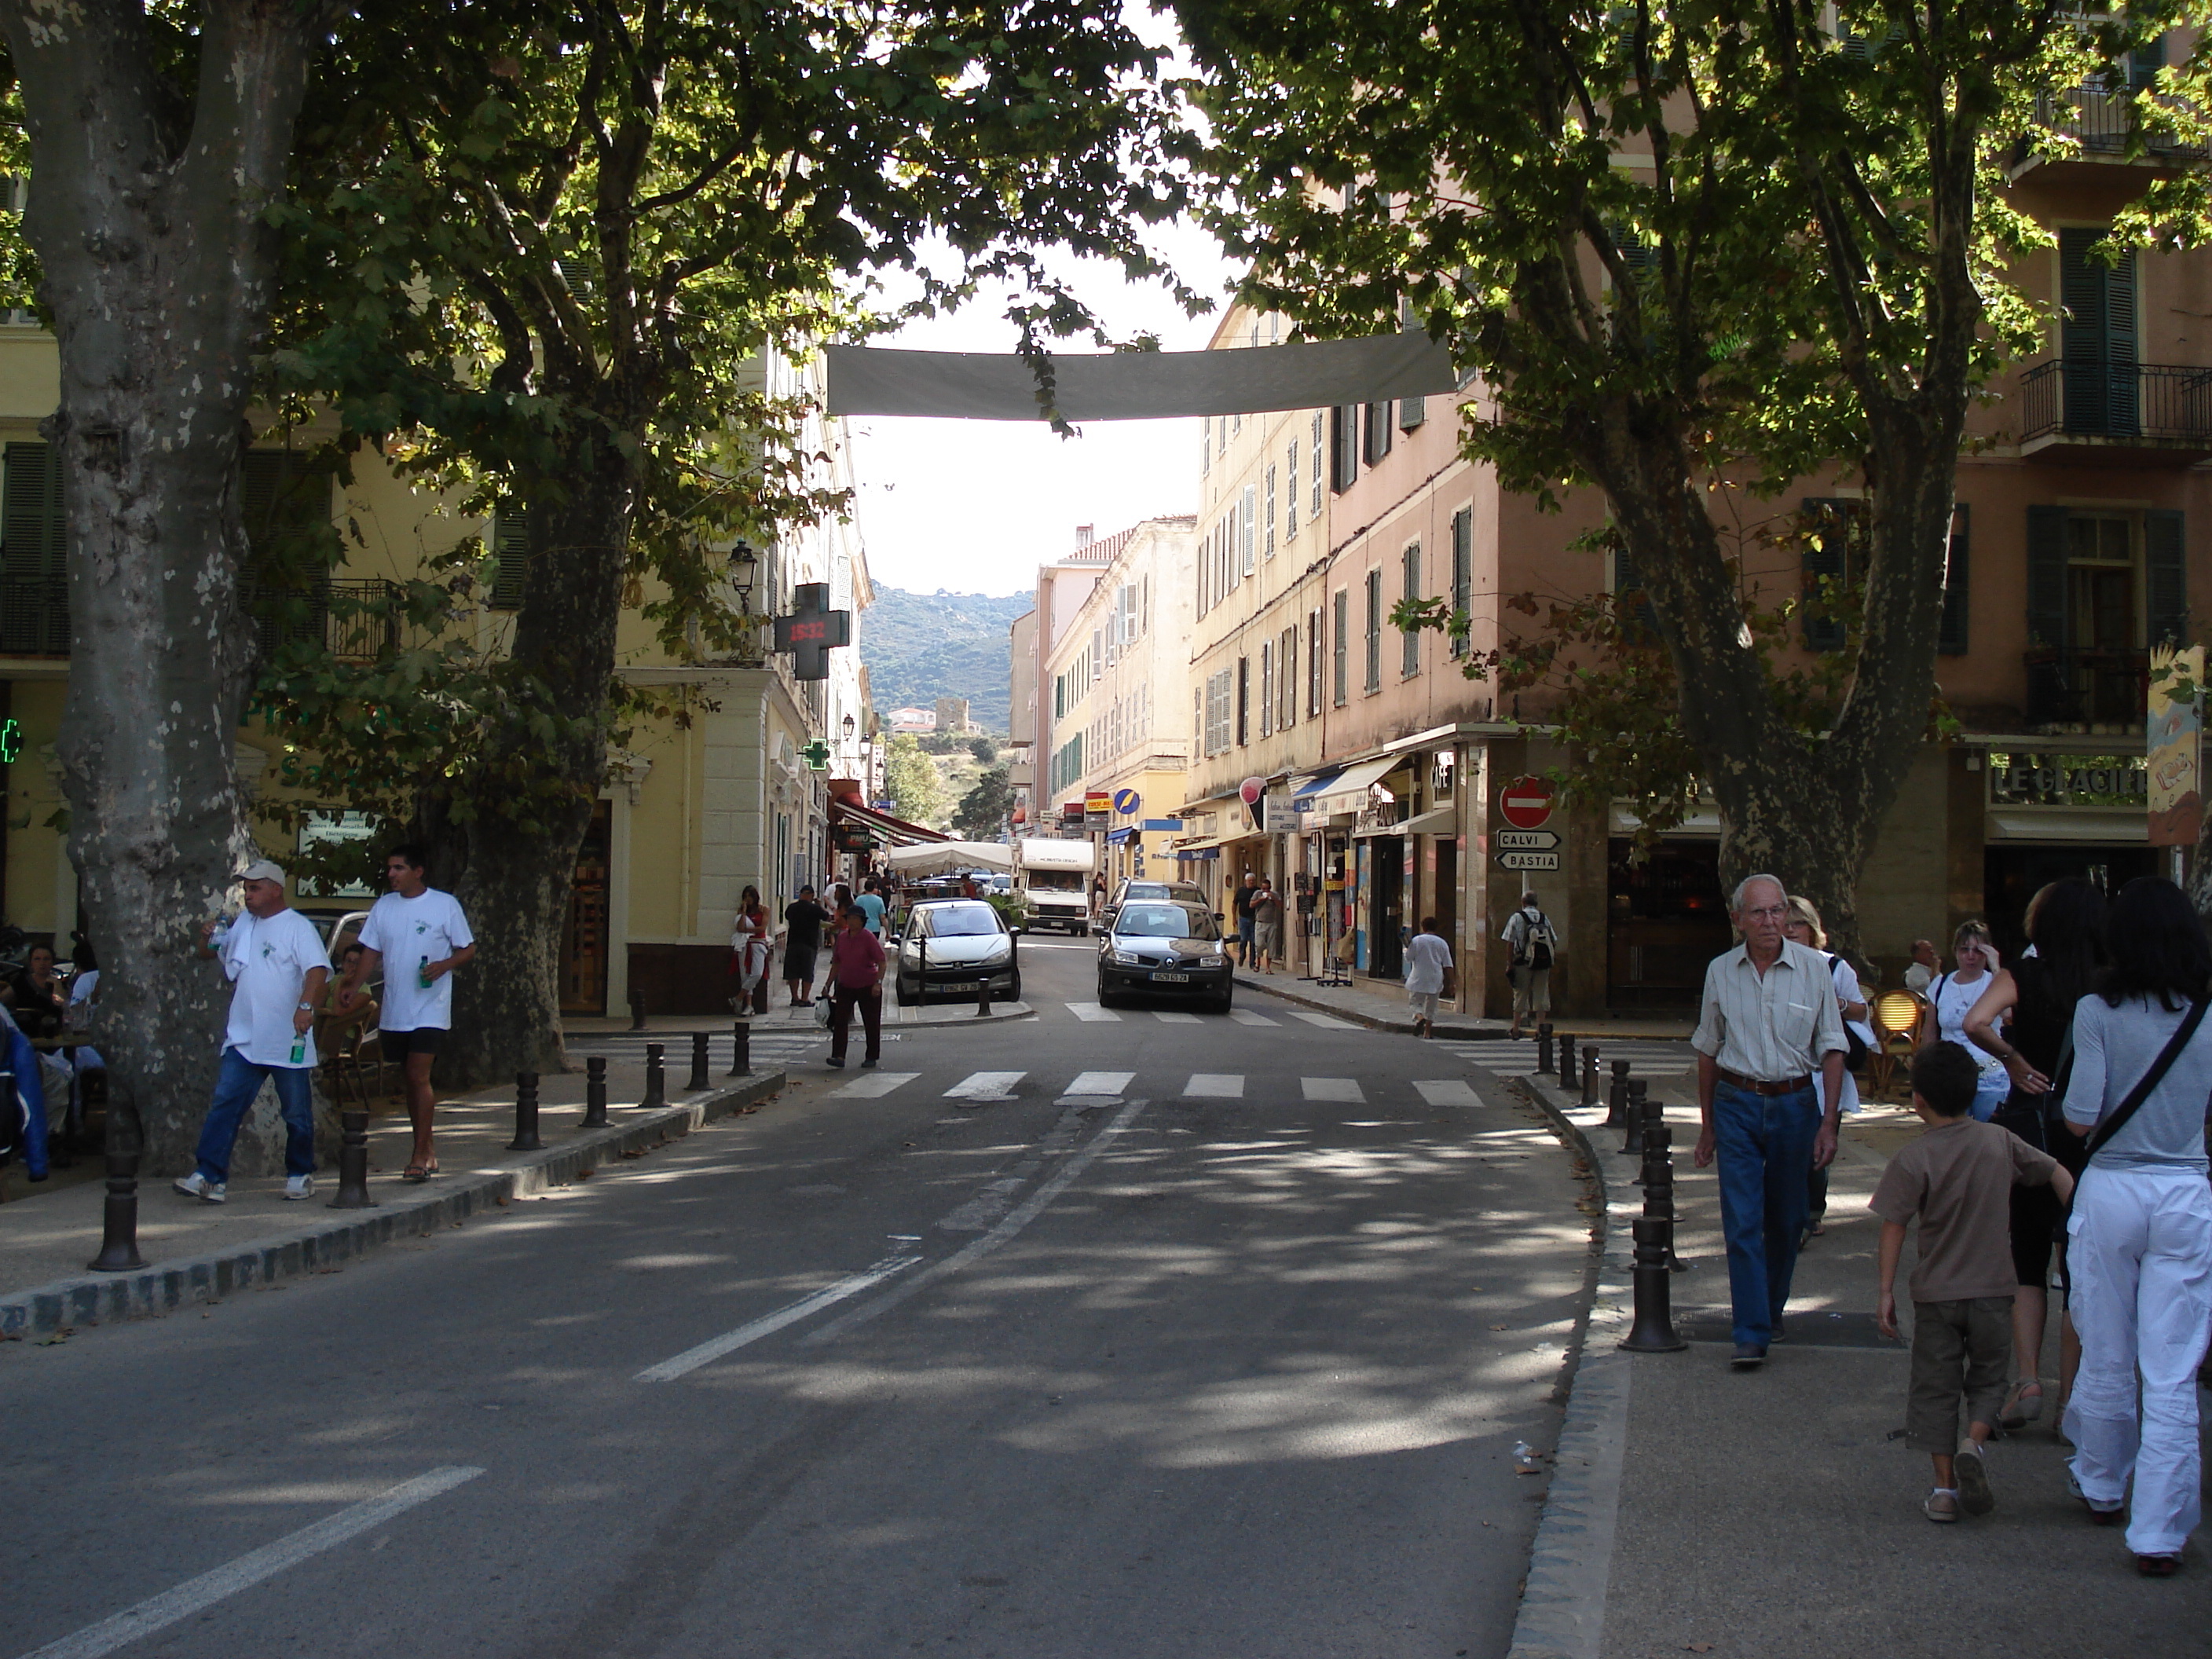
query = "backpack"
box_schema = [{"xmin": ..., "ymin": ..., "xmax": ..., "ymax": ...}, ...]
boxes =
[{"xmin": 1521, "ymin": 910, "xmax": 1554, "ymax": 972}]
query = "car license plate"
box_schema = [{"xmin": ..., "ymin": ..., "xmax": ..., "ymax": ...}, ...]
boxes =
[{"xmin": 1151, "ymin": 970, "xmax": 1189, "ymax": 983}]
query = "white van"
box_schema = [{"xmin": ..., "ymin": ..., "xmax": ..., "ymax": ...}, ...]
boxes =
[{"xmin": 1013, "ymin": 837, "xmax": 1097, "ymax": 932}]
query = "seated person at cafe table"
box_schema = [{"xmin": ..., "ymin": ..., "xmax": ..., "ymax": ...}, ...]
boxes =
[{"xmin": 5, "ymin": 942, "xmax": 68, "ymax": 1040}]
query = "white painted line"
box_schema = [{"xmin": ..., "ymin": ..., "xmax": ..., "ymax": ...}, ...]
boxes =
[
  {"xmin": 1301, "ymin": 1076, "xmax": 1364, "ymax": 1102},
  {"xmin": 804, "ymin": 1097, "xmax": 1152, "ymax": 1346},
  {"xmin": 1063, "ymin": 1002, "xmax": 1121, "ymax": 1023},
  {"xmin": 1184, "ymin": 1073, "xmax": 1244, "ymax": 1098},
  {"xmin": 1412, "ymin": 1079, "xmax": 1481, "ymax": 1106},
  {"xmin": 1228, "ymin": 1009, "xmax": 1280, "ymax": 1027},
  {"xmin": 1289, "ymin": 1011, "xmax": 1359, "ymax": 1030},
  {"xmin": 24, "ymin": 1466, "xmax": 485, "ymax": 1659},
  {"xmin": 944, "ymin": 1070, "xmax": 1025, "ymax": 1100},
  {"xmin": 1066, "ymin": 1070, "xmax": 1135, "ymax": 1097},
  {"xmin": 1153, "ymin": 1010, "xmax": 1203, "ymax": 1024},
  {"xmin": 636, "ymin": 1251, "xmax": 919, "ymax": 1381},
  {"xmin": 833, "ymin": 1071, "xmax": 919, "ymax": 1098}
]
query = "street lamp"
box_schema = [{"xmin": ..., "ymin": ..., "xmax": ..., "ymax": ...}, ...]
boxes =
[
  {"xmin": 842, "ymin": 714, "xmax": 856, "ymax": 741},
  {"xmin": 727, "ymin": 540, "xmax": 763, "ymax": 665}
]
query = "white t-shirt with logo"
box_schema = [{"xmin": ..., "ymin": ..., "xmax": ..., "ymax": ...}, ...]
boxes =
[
  {"xmin": 221, "ymin": 907, "xmax": 328, "ymax": 1068},
  {"xmin": 359, "ymin": 888, "xmax": 474, "ymax": 1032}
]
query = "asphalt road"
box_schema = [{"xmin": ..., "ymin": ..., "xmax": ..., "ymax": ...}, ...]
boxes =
[{"xmin": 5, "ymin": 939, "xmax": 1597, "ymax": 1659}]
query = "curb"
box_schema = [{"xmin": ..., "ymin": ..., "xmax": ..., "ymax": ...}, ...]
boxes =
[
  {"xmin": 1506, "ymin": 1072, "xmax": 1635, "ymax": 1659},
  {"xmin": 0, "ymin": 1070, "xmax": 787, "ymax": 1341},
  {"xmin": 1231, "ymin": 973, "xmax": 1503, "ymax": 1039}
]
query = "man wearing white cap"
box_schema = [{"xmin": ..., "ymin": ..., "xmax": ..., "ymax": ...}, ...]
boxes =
[{"xmin": 174, "ymin": 859, "xmax": 328, "ymax": 1203}]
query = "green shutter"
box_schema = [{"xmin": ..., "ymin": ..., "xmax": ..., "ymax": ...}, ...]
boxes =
[
  {"xmin": 2145, "ymin": 507, "xmax": 2187, "ymax": 646},
  {"xmin": 240, "ymin": 450, "xmax": 331, "ymax": 660},
  {"xmin": 2025, "ymin": 504, "xmax": 2068, "ymax": 650},
  {"xmin": 1938, "ymin": 504, "xmax": 1969, "ymax": 656},
  {"xmin": 1800, "ymin": 497, "xmax": 1855, "ymax": 652},
  {"xmin": 2, "ymin": 440, "xmax": 64, "ymax": 578},
  {"xmin": 2060, "ymin": 228, "xmax": 2138, "ymax": 434},
  {"xmin": 489, "ymin": 514, "xmax": 529, "ymax": 610}
]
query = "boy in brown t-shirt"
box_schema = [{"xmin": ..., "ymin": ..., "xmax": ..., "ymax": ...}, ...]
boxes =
[{"xmin": 1871, "ymin": 1042, "xmax": 2073, "ymax": 1523}]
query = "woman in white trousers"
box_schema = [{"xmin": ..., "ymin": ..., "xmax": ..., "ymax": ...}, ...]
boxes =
[{"xmin": 2059, "ymin": 877, "xmax": 2212, "ymax": 1577}]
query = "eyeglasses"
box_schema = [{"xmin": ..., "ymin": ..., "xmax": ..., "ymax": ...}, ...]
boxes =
[{"xmin": 1741, "ymin": 904, "xmax": 1791, "ymax": 920}]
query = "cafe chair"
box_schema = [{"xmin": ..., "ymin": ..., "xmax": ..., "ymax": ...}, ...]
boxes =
[{"xmin": 1869, "ymin": 990, "xmax": 1927, "ymax": 1097}]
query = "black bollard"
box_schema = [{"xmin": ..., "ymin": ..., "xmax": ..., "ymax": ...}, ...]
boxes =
[
  {"xmin": 581, "ymin": 1056, "xmax": 609, "ymax": 1129},
  {"xmin": 1580, "ymin": 1044, "xmax": 1599, "ymax": 1107},
  {"xmin": 1606, "ymin": 1058, "xmax": 1632, "ymax": 1129},
  {"xmin": 1620, "ymin": 1215, "xmax": 1687, "ymax": 1352},
  {"xmin": 507, "ymin": 1071, "xmax": 543, "ymax": 1152},
  {"xmin": 976, "ymin": 975, "xmax": 992, "ymax": 1016},
  {"xmin": 687, "ymin": 1031, "xmax": 711, "ymax": 1092},
  {"xmin": 1536, "ymin": 1022, "xmax": 1555, "ymax": 1079},
  {"xmin": 642, "ymin": 1042, "xmax": 666, "ymax": 1110},
  {"xmin": 727, "ymin": 1020, "xmax": 751, "ymax": 1077},
  {"xmin": 85, "ymin": 1099, "xmax": 146, "ymax": 1273},
  {"xmin": 1641, "ymin": 1095, "xmax": 1690, "ymax": 1272},
  {"xmin": 328, "ymin": 1111, "xmax": 378, "ymax": 1209},
  {"xmin": 628, "ymin": 982, "xmax": 647, "ymax": 1031},
  {"xmin": 1619, "ymin": 1078, "xmax": 1646, "ymax": 1155}
]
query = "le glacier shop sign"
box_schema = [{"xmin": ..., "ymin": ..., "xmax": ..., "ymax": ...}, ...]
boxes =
[{"xmin": 1988, "ymin": 753, "xmax": 2148, "ymax": 809}]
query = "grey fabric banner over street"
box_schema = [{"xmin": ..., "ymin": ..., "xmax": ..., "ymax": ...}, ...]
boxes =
[{"xmin": 823, "ymin": 333, "xmax": 1461, "ymax": 420}]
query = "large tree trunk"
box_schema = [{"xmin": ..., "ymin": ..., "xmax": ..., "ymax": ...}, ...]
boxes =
[
  {"xmin": 422, "ymin": 452, "xmax": 643, "ymax": 1087},
  {"xmin": 2, "ymin": 1, "xmax": 323, "ymax": 1170}
]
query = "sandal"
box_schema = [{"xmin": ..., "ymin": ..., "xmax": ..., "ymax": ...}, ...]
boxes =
[
  {"xmin": 2137, "ymin": 1554, "xmax": 2182, "ymax": 1578},
  {"xmin": 2000, "ymin": 1379, "xmax": 2044, "ymax": 1430},
  {"xmin": 402, "ymin": 1163, "xmax": 430, "ymax": 1183},
  {"xmin": 1922, "ymin": 1487, "xmax": 1959, "ymax": 1523}
]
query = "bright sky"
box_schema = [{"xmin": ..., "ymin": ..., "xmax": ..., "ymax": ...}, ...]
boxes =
[{"xmin": 846, "ymin": 219, "xmax": 1240, "ymax": 602}]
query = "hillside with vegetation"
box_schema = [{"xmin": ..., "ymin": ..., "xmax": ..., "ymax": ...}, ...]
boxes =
[{"xmin": 861, "ymin": 585, "xmax": 1031, "ymax": 733}]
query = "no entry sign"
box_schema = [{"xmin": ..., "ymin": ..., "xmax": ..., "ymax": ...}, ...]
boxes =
[{"xmin": 1498, "ymin": 775, "xmax": 1556, "ymax": 830}]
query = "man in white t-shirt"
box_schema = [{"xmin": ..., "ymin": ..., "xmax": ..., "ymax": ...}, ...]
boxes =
[
  {"xmin": 1903, "ymin": 939, "xmax": 1939, "ymax": 994},
  {"xmin": 335, "ymin": 844, "xmax": 476, "ymax": 1183},
  {"xmin": 1501, "ymin": 892, "xmax": 1558, "ymax": 1038},
  {"xmin": 1404, "ymin": 916, "xmax": 1455, "ymax": 1038},
  {"xmin": 174, "ymin": 860, "xmax": 329, "ymax": 1204}
]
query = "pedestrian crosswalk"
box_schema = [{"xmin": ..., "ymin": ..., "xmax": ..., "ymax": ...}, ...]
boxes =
[
  {"xmin": 819, "ymin": 1068, "xmax": 1487, "ymax": 1105},
  {"xmin": 1437, "ymin": 1038, "xmax": 1695, "ymax": 1080}
]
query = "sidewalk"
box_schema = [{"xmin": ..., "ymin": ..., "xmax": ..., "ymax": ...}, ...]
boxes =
[
  {"xmin": 0, "ymin": 1045, "xmax": 786, "ymax": 1339},
  {"xmin": 1507, "ymin": 1066, "xmax": 2208, "ymax": 1658},
  {"xmin": 1232, "ymin": 967, "xmax": 1693, "ymax": 1042}
]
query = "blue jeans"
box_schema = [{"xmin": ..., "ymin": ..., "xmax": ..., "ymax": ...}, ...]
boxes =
[
  {"xmin": 1970, "ymin": 1067, "xmax": 2009, "ymax": 1122},
  {"xmin": 194, "ymin": 1047, "xmax": 316, "ymax": 1184},
  {"xmin": 1712, "ymin": 1080, "xmax": 1822, "ymax": 1349}
]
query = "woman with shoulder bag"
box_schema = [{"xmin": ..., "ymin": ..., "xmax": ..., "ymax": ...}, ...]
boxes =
[
  {"xmin": 1784, "ymin": 898, "xmax": 1870, "ymax": 1239},
  {"xmin": 1929, "ymin": 921, "xmax": 2011, "ymax": 1121},
  {"xmin": 2052, "ymin": 877, "xmax": 2212, "ymax": 1575},
  {"xmin": 1964, "ymin": 878, "xmax": 2104, "ymax": 1434}
]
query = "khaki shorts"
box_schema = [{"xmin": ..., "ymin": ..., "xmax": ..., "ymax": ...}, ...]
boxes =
[{"xmin": 1511, "ymin": 965, "xmax": 1551, "ymax": 1018}]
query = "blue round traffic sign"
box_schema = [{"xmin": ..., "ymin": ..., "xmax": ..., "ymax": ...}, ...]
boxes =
[{"xmin": 1111, "ymin": 788, "xmax": 1141, "ymax": 815}]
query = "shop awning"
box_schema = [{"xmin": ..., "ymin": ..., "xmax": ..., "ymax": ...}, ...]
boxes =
[
  {"xmin": 830, "ymin": 799, "xmax": 950, "ymax": 848},
  {"xmin": 884, "ymin": 838, "xmax": 1011, "ymax": 874},
  {"xmin": 1306, "ymin": 755, "xmax": 1405, "ymax": 816},
  {"xmin": 1291, "ymin": 766, "xmax": 1345, "ymax": 801},
  {"xmin": 1400, "ymin": 804, "xmax": 1457, "ymax": 836}
]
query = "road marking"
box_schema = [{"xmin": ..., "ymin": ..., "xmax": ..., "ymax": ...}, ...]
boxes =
[
  {"xmin": 833, "ymin": 1071, "xmax": 919, "ymax": 1098},
  {"xmin": 23, "ymin": 1466, "xmax": 485, "ymax": 1659},
  {"xmin": 945, "ymin": 1070, "xmax": 1025, "ymax": 1100},
  {"xmin": 1183, "ymin": 1073, "xmax": 1243, "ymax": 1098},
  {"xmin": 1063, "ymin": 1002, "xmax": 1121, "ymax": 1022},
  {"xmin": 636, "ymin": 1251, "xmax": 920, "ymax": 1381},
  {"xmin": 1289, "ymin": 1011, "xmax": 1360, "ymax": 1030},
  {"xmin": 1153, "ymin": 1011, "xmax": 1203, "ymax": 1024},
  {"xmin": 1412, "ymin": 1079, "xmax": 1481, "ymax": 1106},
  {"xmin": 1228, "ymin": 1009, "xmax": 1280, "ymax": 1027},
  {"xmin": 1301, "ymin": 1076, "xmax": 1364, "ymax": 1102},
  {"xmin": 1066, "ymin": 1070, "xmax": 1135, "ymax": 1097},
  {"xmin": 804, "ymin": 1097, "xmax": 1152, "ymax": 1346}
]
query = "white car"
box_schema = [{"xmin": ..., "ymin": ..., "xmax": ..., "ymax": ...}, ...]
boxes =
[{"xmin": 894, "ymin": 899, "xmax": 1021, "ymax": 1005}]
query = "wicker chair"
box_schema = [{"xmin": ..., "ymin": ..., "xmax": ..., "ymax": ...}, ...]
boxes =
[{"xmin": 1869, "ymin": 991, "xmax": 1927, "ymax": 1096}]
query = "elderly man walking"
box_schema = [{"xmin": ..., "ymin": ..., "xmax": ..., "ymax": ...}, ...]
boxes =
[{"xmin": 1692, "ymin": 873, "xmax": 1849, "ymax": 1370}]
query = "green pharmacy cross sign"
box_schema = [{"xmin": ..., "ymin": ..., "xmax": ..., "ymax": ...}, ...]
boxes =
[
  {"xmin": 0, "ymin": 716, "xmax": 20, "ymax": 766},
  {"xmin": 800, "ymin": 739, "xmax": 831, "ymax": 771}
]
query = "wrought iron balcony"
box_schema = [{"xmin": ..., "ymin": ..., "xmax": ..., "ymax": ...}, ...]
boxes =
[
  {"xmin": 2023, "ymin": 646, "xmax": 2150, "ymax": 732},
  {"xmin": 2014, "ymin": 85, "xmax": 2204, "ymax": 174},
  {"xmin": 2018, "ymin": 358, "xmax": 2212, "ymax": 458},
  {"xmin": 3, "ymin": 577, "xmax": 407, "ymax": 663}
]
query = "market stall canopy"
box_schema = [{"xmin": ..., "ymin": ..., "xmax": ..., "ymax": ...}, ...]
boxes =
[
  {"xmin": 885, "ymin": 839, "xmax": 1015, "ymax": 877},
  {"xmin": 825, "ymin": 335, "xmax": 1459, "ymax": 422}
]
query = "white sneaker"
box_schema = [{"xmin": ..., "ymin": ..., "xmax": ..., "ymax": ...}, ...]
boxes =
[
  {"xmin": 284, "ymin": 1175, "xmax": 314, "ymax": 1201},
  {"xmin": 173, "ymin": 1171, "xmax": 226, "ymax": 1203}
]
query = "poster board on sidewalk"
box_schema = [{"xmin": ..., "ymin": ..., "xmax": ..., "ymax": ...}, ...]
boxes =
[{"xmin": 2148, "ymin": 644, "xmax": 2203, "ymax": 848}]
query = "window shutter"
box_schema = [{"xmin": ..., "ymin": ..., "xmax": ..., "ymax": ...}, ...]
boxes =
[
  {"xmin": 1241, "ymin": 485, "xmax": 1256, "ymax": 575},
  {"xmin": 2145, "ymin": 507, "xmax": 2188, "ymax": 646},
  {"xmin": 1333, "ymin": 590, "xmax": 1350, "ymax": 705},
  {"xmin": 1398, "ymin": 396, "xmax": 1426, "ymax": 430},
  {"xmin": 1800, "ymin": 497, "xmax": 1854, "ymax": 653},
  {"xmin": 1401, "ymin": 542, "xmax": 1422, "ymax": 676},
  {"xmin": 1236, "ymin": 657, "xmax": 1250, "ymax": 746},
  {"xmin": 2025, "ymin": 504, "xmax": 2068, "ymax": 650},
  {"xmin": 1937, "ymin": 504, "xmax": 1970, "ymax": 656},
  {"xmin": 2, "ymin": 441, "xmax": 68, "ymax": 654},
  {"xmin": 490, "ymin": 515, "xmax": 529, "ymax": 610},
  {"xmin": 1331, "ymin": 406, "xmax": 1358, "ymax": 492},
  {"xmin": 2060, "ymin": 228, "xmax": 2138, "ymax": 435},
  {"xmin": 1364, "ymin": 401, "xmax": 1393, "ymax": 465}
]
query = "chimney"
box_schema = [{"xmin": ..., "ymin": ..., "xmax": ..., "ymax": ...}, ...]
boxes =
[{"xmin": 1075, "ymin": 524, "xmax": 1094, "ymax": 548}]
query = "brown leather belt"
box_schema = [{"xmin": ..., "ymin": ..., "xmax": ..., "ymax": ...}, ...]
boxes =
[{"xmin": 1716, "ymin": 1068, "xmax": 1814, "ymax": 1097}]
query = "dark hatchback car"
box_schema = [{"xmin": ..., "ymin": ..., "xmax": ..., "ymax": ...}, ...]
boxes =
[{"xmin": 1095, "ymin": 900, "xmax": 1233, "ymax": 1013}]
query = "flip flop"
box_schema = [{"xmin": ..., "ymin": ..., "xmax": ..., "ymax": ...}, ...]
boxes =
[{"xmin": 402, "ymin": 1164, "xmax": 430, "ymax": 1183}]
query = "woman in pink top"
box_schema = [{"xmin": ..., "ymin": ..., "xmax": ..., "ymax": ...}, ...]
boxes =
[{"xmin": 826, "ymin": 904, "xmax": 885, "ymax": 1068}]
